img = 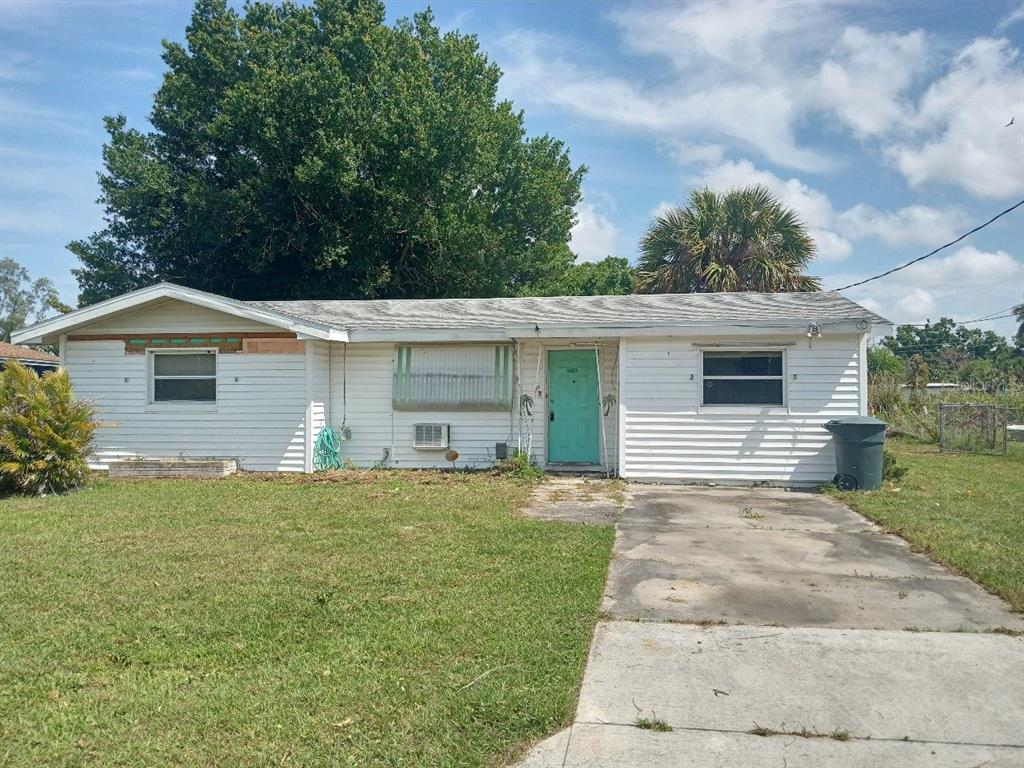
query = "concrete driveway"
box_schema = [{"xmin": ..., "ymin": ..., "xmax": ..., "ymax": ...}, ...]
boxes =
[{"xmin": 520, "ymin": 485, "xmax": 1024, "ymax": 768}]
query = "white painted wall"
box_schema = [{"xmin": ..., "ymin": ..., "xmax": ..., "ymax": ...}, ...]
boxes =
[
  {"xmin": 326, "ymin": 340, "xmax": 619, "ymax": 470},
  {"xmin": 328, "ymin": 342, "xmax": 513, "ymax": 469},
  {"xmin": 64, "ymin": 299, "xmax": 312, "ymax": 471},
  {"xmin": 75, "ymin": 299, "xmax": 282, "ymax": 335},
  {"xmin": 619, "ymin": 335, "xmax": 864, "ymax": 485}
]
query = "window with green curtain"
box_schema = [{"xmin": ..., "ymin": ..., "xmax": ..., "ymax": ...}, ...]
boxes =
[{"xmin": 394, "ymin": 345, "xmax": 512, "ymax": 411}]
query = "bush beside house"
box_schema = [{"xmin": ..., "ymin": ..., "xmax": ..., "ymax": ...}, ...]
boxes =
[{"xmin": 0, "ymin": 361, "xmax": 96, "ymax": 495}]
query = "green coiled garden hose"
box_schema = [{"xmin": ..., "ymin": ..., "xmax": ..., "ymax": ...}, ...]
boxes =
[{"xmin": 313, "ymin": 426, "xmax": 344, "ymax": 471}]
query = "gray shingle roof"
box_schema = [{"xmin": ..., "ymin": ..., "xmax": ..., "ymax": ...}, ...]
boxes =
[{"xmin": 248, "ymin": 291, "xmax": 890, "ymax": 332}]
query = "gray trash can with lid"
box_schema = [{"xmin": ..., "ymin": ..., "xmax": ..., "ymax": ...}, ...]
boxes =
[{"xmin": 823, "ymin": 416, "xmax": 886, "ymax": 491}]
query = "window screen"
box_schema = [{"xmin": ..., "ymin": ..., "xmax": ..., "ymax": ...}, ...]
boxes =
[
  {"xmin": 702, "ymin": 351, "xmax": 784, "ymax": 406},
  {"xmin": 151, "ymin": 352, "xmax": 216, "ymax": 403},
  {"xmin": 394, "ymin": 345, "xmax": 512, "ymax": 411}
]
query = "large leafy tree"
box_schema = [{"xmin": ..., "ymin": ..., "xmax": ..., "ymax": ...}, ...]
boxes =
[
  {"xmin": 882, "ymin": 317, "xmax": 1014, "ymax": 381},
  {"xmin": 0, "ymin": 258, "xmax": 68, "ymax": 342},
  {"xmin": 70, "ymin": 0, "xmax": 584, "ymax": 304},
  {"xmin": 529, "ymin": 256, "xmax": 636, "ymax": 296},
  {"xmin": 636, "ymin": 186, "xmax": 821, "ymax": 294},
  {"xmin": 880, "ymin": 315, "xmax": 1015, "ymax": 382},
  {"xmin": 866, "ymin": 346, "xmax": 905, "ymax": 378}
]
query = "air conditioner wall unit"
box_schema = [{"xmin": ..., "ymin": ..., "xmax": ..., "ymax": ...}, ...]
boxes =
[{"xmin": 413, "ymin": 423, "xmax": 450, "ymax": 450}]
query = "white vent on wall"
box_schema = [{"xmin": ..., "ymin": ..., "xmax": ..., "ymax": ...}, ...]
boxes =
[{"xmin": 413, "ymin": 423, "xmax": 450, "ymax": 450}]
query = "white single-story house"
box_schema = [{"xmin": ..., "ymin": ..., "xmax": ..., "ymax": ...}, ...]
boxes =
[{"xmin": 13, "ymin": 283, "xmax": 892, "ymax": 486}]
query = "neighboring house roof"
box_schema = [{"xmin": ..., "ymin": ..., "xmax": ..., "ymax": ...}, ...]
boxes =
[
  {"xmin": 13, "ymin": 282, "xmax": 893, "ymax": 345},
  {"xmin": 0, "ymin": 341, "xmax": 59, "ymax": 364}
]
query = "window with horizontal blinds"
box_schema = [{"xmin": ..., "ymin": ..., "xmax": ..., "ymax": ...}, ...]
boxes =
[
  {"xmin": 394, "ymin": 345, "xmax": 512, "ymax": 411},
  {"xmin": 701, "ymin": 350, "xmax": 784, "ymax": 406}
]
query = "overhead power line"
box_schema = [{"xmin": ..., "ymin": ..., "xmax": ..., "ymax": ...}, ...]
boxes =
[
  {"xmin": 960, "ymin": 312, "xmax": 1015, "ymax": 324},
  {"xmin": 963, "ymin": 305, "xmax": 1017, "ymax": 322},
  {"xmin": 899, "ymin": 313, "xmax": 1016, "ymax": 330},
  {"xmin": 834, "ymin": 199, "xmax": 1024, "ymax": 292}
]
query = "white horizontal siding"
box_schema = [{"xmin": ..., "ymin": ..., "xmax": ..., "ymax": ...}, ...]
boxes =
[
  {"xmin": 67, "ymin": 340, "xmax": 308, "ymax": 472},
  {"xmin": 75, "ymin": 299, "xmax": 281, "ymax": 334},
  {"xmin": 620, "ymin": 335, "xmax": 864, "ymax": 485},
  {"xmin": 326, "ymin": 340, "xmax": 619, "ymax": 470},
  {"xmin": 329, "ymin": 343, "xmax": 512, "ymax": 469}
]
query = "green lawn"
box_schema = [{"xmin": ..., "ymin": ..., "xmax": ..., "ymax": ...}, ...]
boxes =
[
  {"xmin": 830, "ymin": 439, "xmax": 1024, "ymax": 612},
  {"xmin": 0, "ymin": 473, "xmax": 614, "ymax": 767}
]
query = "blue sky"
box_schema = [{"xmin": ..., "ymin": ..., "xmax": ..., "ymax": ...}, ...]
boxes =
[{"xmin": 1, "ymin": 0, "xmax": 1022, "ymax": 338}]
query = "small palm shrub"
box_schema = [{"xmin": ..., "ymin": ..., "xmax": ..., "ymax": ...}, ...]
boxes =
[{"xmin": 0, "ymin": 361, "xmax": 97, "ymax": 495}]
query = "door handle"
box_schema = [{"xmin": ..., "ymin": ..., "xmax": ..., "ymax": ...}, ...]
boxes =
[{"xmin": 549, "ymin": 411, "xmax": 555, "ymax": 421}]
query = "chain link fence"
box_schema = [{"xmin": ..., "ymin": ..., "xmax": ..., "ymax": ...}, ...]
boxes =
[{"xmin": 938, "ymin": 404, "xmax": 1016, "ymax": 454}]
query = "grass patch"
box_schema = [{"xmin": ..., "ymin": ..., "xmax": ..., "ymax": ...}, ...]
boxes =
[
  {"xmin": 0, "ymin": 472, "xmax": 614, "ymax": 767},
  {"xmin": 827, "ymin": 439, "xmax": 1024, "ymax": 611},
  {"xmin": 739, "ymin": 506, "xmax": 764, "ymax": 521},
  {"xmin": 749, "ymin": 725, "xmax": 851, "ymax": 741},
  {"xmin": 634, "ymin": 716, "xmax": 672, "ymax": 732}
]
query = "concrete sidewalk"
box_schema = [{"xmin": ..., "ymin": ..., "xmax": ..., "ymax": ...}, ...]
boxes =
[{"xmin": 518, "ymin": 485, "xmax": 1024, "ymax": 768}]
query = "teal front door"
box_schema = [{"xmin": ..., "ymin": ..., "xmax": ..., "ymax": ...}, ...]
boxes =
[{"xmin": 548, "ymin": 350, "xmax": 601, "ymax": 464}]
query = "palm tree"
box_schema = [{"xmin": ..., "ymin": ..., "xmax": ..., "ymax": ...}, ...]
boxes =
[{"xmin": 637, "ymin": 185, "xmax": 821, "ymax": 293}]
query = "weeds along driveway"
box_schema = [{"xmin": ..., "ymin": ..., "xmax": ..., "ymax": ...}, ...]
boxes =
[{"xmin": 518, "ymin": 484, "xmax": 1024, "ymax": 768}]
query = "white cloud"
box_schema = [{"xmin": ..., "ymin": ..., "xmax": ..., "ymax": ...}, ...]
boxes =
[
  {"xmin": 610, "ymin": 0, "xmax": 837, "ymax": 77},
  {"xmin": 808, "ymin": 229, "xmax": 854, "ymax": 262},
  {"xmin": 649, "ymin": 201, "xmax": 676, "ymax": 220},
  {"xmin": 836, "ymin": 204, "xmax": 969, "ymax": 247},
  {"xmin": 691, "ymin": 158, "xmax": 973, "ymax": 261},
  {"xmin": 496, "ymin": 5, "xmax": 927, "ymax": 172},
  {"xmin": 570, "ymin": 200, "xmax": 620, "ymax": 262},
  {"xmin": 996, "ymin": 3, "xmax": 1024, "ymax": 30},
  {"xmin": 497, "ymin": 25, "xmax": 830, "ymax": 172},
  {"xmin": 812, "ymin": 27, "xmax": 928, "ymax": 138},
  {"xmin": 497, "ymin": 6, "xmax": 1024, "ymax": 203},
  {"xmin": 0, "ymin": 94, "xmax": 89, "ymax": 136},
  {"xmin": 887, "ymin": 38, "xmax": 1024, "ymax": 198},
  {"xmin": 663, "ymin": 141, "xmax": 725, "ymax": 165},
  {"xmin": 831, "ymin": 246, "xmax": 1024, "ymax": 338},
  {"xmin": 111, "ymin": 67, "xmax": 158, "ymax": 83}
]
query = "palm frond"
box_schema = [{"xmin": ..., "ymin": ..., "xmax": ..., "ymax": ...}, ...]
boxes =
[{"xmin": 636, "ymin": 184, "xmax": 820, "ymax": 295}]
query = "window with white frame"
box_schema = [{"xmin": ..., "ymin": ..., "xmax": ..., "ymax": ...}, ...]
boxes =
[
  {"xmin": 150, "ymin": 351, "xmax": 217, "ymax": 403},
  {"xmin": 394, "ymin": 344, "xmax": 512, "ymax": 411},
  {"xmin": 701, "ymin": 350, "xmax": 784, "ymax": 406}
]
